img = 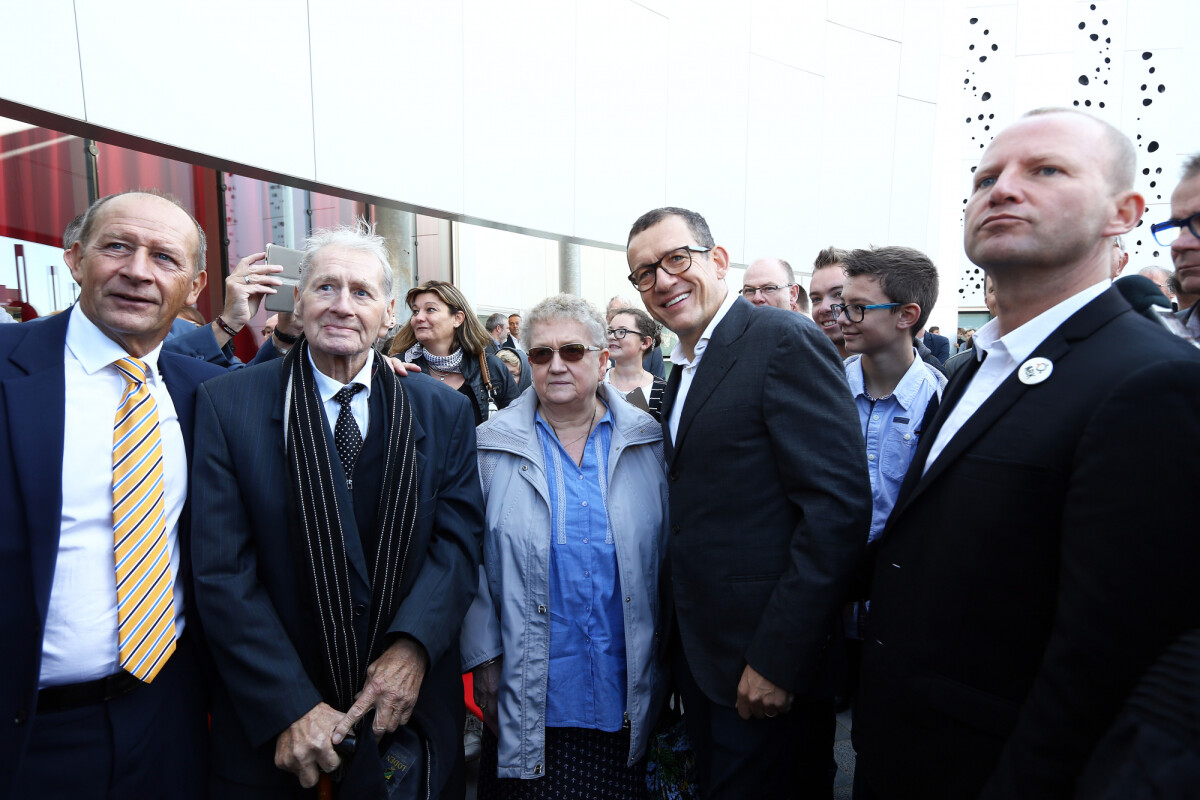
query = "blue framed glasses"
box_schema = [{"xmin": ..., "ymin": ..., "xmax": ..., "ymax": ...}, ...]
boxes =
[
  {"xmin": 830, "ymin": 302, "xmax": 902, "ymax": 323},
  {"xmin": 1151, "ymin": 212, "xmax": 1200, "ymax": 247}
]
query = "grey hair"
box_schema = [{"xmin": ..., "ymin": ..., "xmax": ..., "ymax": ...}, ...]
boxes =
[
  {"xmin": 523, "ymin": 294, "xmax": 608, "ymax": 350},
  {"xmin": 1114, "ymin": 234, "xmax": 1126, "ymax": 254},
  {"xmin": 1139, "ymin": 265, "xmax": 1172, "ymax": 282},
  {"xmin": 299, "ymin": 219, "xmax": 394, "ymax": 302},
  {"xmin": 62, "ymin": 213, "xmax": 86, "ymax": 250},
  {"xmin": 485, "ymin": 312, "xmax": 508, "ymax": 332},
  {"xmin": 1182, "ymin": 154, "xmax": 1200, "ymax": 181}
]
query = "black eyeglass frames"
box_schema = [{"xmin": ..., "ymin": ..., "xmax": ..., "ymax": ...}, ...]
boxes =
[
  {"xmin": 627, "ymin": 246, "xmax": 712, "ymax": 291},
  {"xmin": 830, "ymin": 302, "xmax": 902, "ymax": 323}
]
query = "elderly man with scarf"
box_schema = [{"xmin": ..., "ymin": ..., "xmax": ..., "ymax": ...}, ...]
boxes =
[{"xmin": 191, "ymin": 224, "xmax": 484, "ymax": 800}]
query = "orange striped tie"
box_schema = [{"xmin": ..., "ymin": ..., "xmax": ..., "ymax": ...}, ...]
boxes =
[{"xmin": 112, "ymin": 357, "xmax": 176, "ymax": 683}]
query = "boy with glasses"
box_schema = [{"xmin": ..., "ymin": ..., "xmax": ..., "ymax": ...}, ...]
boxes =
[{"xmin": 833, "ymin": 245, "xmax": 945, "ymax": 546}]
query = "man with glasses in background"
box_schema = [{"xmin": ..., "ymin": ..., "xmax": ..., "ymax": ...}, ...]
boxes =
[
  {"xmin": 625, "ymin": 207, "xmax": 870, "ymax": 799},
  {"xmin": 1152, "ymin": 154, "xmax": 1200, "ymax": 335},
  {"xmin": 741, "ymin": 257, "xmax": 800, "ymax": 311}
]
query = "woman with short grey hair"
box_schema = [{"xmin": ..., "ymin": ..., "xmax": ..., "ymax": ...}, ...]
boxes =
[
  {"xmin": 521, "ymin": 293, "xmax": 608, "ymax": 351},
  {"xmin": 463, "ymin": 294, "xmax": 669, "ymax": 799}
]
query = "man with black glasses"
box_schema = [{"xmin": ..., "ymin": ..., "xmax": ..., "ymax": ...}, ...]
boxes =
[{"xmin": 626, "ymin": 207, "xmax": 870, "ymax": 799}]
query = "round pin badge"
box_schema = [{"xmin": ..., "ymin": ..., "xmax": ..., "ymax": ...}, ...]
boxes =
[{"xmin": 1017, "ymin": 356, "xmax": 1053, "ymax": 385}]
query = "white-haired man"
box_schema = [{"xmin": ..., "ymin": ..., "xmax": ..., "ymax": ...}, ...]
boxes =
[{"xmin": 191, "ymin": 225, "xmax": 484, "ymax": 799}]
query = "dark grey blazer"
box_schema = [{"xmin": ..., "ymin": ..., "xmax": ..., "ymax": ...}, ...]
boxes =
[
  {"xmin": 661, "ymin": 296, "xmax": 870, "ymax": 705},
  {"xmin": 855, "ymin": 288, "xmax": 1200, "ymax": 799}
]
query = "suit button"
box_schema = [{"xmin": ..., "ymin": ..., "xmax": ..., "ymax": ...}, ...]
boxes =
[
  {"xmin": 14, "ymin": 709, "xmax": 27, "ymax": 725},
  {"xmin": 672, "ymin": 525, "xmax": 680, "ymax": 535},
  {"xmin": 354, "ymin": 603, "xmax": 367, "ymax": 617},
  {"xmin": 668, "ymin": 471, "xmax": 678, "ymax": 481}
]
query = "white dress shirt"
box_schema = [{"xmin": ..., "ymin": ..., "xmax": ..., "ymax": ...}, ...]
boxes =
[
  {"xmin": 309, "ymin": 348, "xmax": 374, "ymax": 440},
  {"xmin": 667, "ymin": 288, "xmax": 738, "ymax": 444},
  {"xmin": 923, "ymin": 279, "xmax": 1111, "ymax": 474},
  {"xmin": 41, "ymin": 305, "xmax": 188, "ymax": 687}
]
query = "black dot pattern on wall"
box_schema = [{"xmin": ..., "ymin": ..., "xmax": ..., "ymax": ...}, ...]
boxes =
[
  {"xmin": 1072, "ymin": 5, "xmax": 1113, "ymax": 112},
  {"xmin": 1128, "ymin": 48, "xmax": 1169, "ymax": 267},
  {"xmin": 960, "ymin": 14, "xmax": 1007, "ymax": 307}
]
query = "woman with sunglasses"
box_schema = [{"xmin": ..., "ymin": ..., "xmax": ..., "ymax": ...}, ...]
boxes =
[
  {"xmin": 388, "ymin": 280, "xmax": 518, "ymax": 424},
  {"xmin": 604, "ymin": 307, "xmax": 667, "ymax": 421},
  {"xmin": 462, "ymin": 294, "xmax": 668, "ymax": 800}
]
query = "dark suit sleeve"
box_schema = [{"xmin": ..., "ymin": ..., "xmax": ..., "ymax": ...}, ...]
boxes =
[
  {"xmin": 250, "ymin": 339, "xmax": 282, "ymax": 365},
  {"xmin": 190, "ymin": 382, "xmax": 323, "ymax": 747},
  {"xmin": 981, "ymin": 360, "xmax": 1200, "ymax": 798},
  {"xmin": 162, "ymin": 324, "xmax": 243, "ymax": 368},
  {"xmin": 386, "ymin": 393, "xmax": 485, "ymax": 666},
  {"xmin": 745, "ymin": 324, "xmax": 871, "ymax": 693},
  {"xmin": 643, "ymin": 346, "xmax": 666, "ymax": 380}
]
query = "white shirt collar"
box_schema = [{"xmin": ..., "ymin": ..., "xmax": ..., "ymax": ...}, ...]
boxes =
[
  {"xmin": 970, "ymin": 278, "xmax": 1111, "ymax": 365},
  {"xmin": 65, "ymin": 303, "xmax": 165, "ymax": 382},
  {"xmin": 669, "ymin": 286, "xmax": 737, "ymax": 367},
  {"xmin": 308, "ymin": 348, "xmax": 375, "ymax": 402}
]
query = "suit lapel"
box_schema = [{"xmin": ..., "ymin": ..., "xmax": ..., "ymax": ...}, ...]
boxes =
[
  {"xmin": 3, "ymin": 312, "xmax": 70, "ymax": 619},
  {"xmin": 159, "ymin": 355, "xmax": 198, "ymax": 464},
  {"xmin": 671, "ymin": 298, "xmax": 750, "ymax": 457},
  {"xmin": 890, "ymin": 288, "xmax": 1126, "ymax": 523},
  {"xmin": 661, "ymin": 366, "xmax": 681, "ymax": 465}
]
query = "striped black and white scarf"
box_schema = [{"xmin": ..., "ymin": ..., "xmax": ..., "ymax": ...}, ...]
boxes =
[{"xmin": 281, "ymin": 338, "xmax": 421, "ymax": 710}]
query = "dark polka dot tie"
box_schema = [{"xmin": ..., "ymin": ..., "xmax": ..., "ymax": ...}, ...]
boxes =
[{"xmin": 333, "ymin": 384, "xmax": 364, "ymax": 483}]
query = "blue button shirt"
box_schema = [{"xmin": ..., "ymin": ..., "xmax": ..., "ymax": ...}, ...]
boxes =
[
  {"xmin": 845, "ymin": 352, "xmax": 941, "ymax": 543},
  {"xmin": 534, "ymin": 407, "xmax": 627, "ymax": 732}
]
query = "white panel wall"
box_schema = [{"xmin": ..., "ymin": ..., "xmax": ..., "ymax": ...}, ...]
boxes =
[
  {"xmin": 742, "ymin": 57, "xmax": 823, "ymax": 267},
  {"xmin": 0, "ymin": 0, "xmax": 85, "ymax": 119},
  {"xmin": 462, "ymin": 0, "xmax": 577, "ymax": 236},
  {"xmin": 663, "ymin": 0, "xmax": 752, "ymax": 264},
  {"xmin": 74, "ymin": 0, "xmax": 316, "ymax": 180},
  {"xmin": 573, "ymin": 0, "xmax": 670, "ymax": 245},
  {"xmin": 309, "ymin": 0, "xmax": 465, "ymax": 215},
  {"xmin": 4, "ymin": 0, "xmax": 1199, "ymax": 321},
  {"xmin": 817, "ymin": 23, "xmax": 902, "ymax": 251}
]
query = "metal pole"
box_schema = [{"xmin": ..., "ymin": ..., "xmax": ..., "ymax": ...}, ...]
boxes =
[{"xmin": 558, "ymin": 240, "xmax": 581, "ymax": 296}]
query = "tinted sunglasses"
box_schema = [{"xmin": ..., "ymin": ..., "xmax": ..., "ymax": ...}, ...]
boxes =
[{"xmin": 526, "ymin": 343, "xmax": 602, "ymax": 365}]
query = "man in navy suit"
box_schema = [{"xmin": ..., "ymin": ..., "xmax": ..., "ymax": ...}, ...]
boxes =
[
  {"xmin": 626, "ymin": 207, "xmax": 870, "ymax": 798},
  {"xmin": 191, "ymin": 225, "xmax": 483, "ymax": 799},
  {"xmin": 0, "ymin": 191, "xmax": 223, "ymax": 800},
  {"xmin": 920, "ymin": 326, "xmax": 950, "ymax": 364},
  {"xmin": 854, "ymin": 109, "xmax": 1200, "ymax": 798}
]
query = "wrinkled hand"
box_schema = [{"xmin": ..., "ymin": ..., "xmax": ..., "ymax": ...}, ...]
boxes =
[
  {"xmin": 332, "ymin": 638, "xmax": 429, "ymax": 744},
  {"xmin": 274, "ymin": 702, "xmax": 343, "ymax": 788},
  {"xmin": 736, "ymin": 664, "xmax": 794, "ymax": 720},
  {"xmin": 381, "ymin": 355, "xmax": 422, "ymax": 377},
  {"xmin": 218, "ymin": 252, "xmax": 281, "ymax": 336},
  {"xmin": 473, "ymin": 657, "xmax": 502, "ymax": 736}
]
